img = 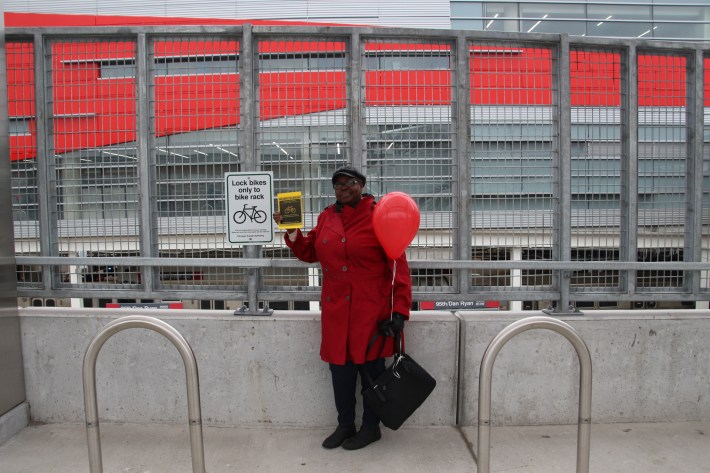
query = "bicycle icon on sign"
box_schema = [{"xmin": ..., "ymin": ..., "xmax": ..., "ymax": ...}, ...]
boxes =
[{"xmin": 232, "ymin": 203, "xmax": 268, "ymax": 224}]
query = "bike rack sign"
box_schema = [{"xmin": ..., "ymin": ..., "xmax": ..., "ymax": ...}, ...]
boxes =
[{"xmin": 225, "ymin": 171, "xmax": 274, "ymax": 244}]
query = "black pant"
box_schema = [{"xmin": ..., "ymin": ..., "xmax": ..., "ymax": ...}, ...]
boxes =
[{"xmin": 329, "ymin": 358, "xmax": 385, "ymax": 427}]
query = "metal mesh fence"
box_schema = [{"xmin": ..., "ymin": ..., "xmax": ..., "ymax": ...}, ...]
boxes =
[
  {"xmin": 258, "ymin": 36, "xmax": 350, "ymax": 299},
  {"xmin": 4, "ymin": 26, "xmax": 709, "ymax": 309},
  {"xmin": 470, "ymin": 41, "xmax": 556, "ymax": 295},
  {"xmin": 703, "ymin": 55, "xmax": 710, "ymax": 293},
  {"xmin": 8, "ymin": 40, "xmax": 41, "ymax": 288},
  {"xmin": 47, "ymin": 38, "xmax": 140, "ymax": 291},
  {"xmin": 637, "ymin": 52, "xmax": 687, "ymax": 291},
  {"xmin": 364, "ymin": 38, "xmax": 456, "ymax": 291},
  {"xmin": 151, "ymin": 36, "xmax": 244, "ymax": 294},
  {"xmin": 569, "ymin": 47, "xmax": 623, "ymax": 293}
]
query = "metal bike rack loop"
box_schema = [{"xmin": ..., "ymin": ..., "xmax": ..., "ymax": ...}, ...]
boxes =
[
  {"xmin": 82, "ymin": 315, "xmax": 206, "ymax": 473},
  {"xmin": 477, "ymin": 316, "xmax": 592, "ymax": 473}
]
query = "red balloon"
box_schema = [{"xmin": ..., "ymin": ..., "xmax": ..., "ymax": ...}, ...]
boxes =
[{"xmin": 372, "ymin": 192, "xmax": 420, "ymax": 259}]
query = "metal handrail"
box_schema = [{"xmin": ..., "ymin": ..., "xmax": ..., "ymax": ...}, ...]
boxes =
[
  {"xmin": 82, "ymin": 315, "xmax": 206, "ymax": 473},
  {"xmin": 477, "ymin": 316, "xmax": 592, "ymax": 473}
]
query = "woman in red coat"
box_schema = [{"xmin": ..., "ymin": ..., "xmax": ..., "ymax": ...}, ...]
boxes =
[{"xmin": 273, "ymin": 166, "xmax": 412, "ymax": 450}]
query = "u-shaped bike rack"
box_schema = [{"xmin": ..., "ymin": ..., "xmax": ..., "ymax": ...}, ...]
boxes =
[
  {"xmin": 477, "ymin": 316, "xmax": 593, "ymax": 473},
  {"xmin": 82, "ymin": 315, "xmax": 206, "ymax": 473}
]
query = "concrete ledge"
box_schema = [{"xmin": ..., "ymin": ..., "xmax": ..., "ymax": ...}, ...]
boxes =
[
  {"xmin": 458, "ymin": 310, "xmax": 710, "ymax": 426},
  {"xmin": 19, "ymin": 308, "xmax": 458, "ymax": 427},
  {"xmin": 0, "ymin": 402, "xmax": 29, "ymax": 446},
  {"xmin": 19, "ymin": 308, "xmax": 710, "ymax": 429}
]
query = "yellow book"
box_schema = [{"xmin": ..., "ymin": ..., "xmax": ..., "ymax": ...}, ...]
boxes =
[{"xmin": 277, "ymin": 191, "xmax": 303, "ymax": 229}]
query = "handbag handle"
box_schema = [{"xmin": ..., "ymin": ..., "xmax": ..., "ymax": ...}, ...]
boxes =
[
  {"xmin": 365, "ymin": 329, "xmax": 403, "ymax": 360},
  {"xmin": 362, "ymin": 329, "xmax": 403, "ymax": 389}
]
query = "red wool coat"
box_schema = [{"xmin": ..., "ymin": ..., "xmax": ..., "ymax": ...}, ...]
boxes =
[{"xmin": 285, "ymin": 195, "xmax": 412, "ymax": 365}]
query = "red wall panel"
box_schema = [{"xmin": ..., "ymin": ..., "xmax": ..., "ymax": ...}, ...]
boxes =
[{"xmin": 4, "ymin": 13, "xmax": 702, "ymax": 162}]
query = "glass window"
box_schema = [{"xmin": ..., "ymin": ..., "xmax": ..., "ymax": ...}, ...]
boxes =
[
  {"xmin": 9, "ymin": 118, "xmax": 31, "ymax": 135},
  {"xmin": 451, "ymin": 1, "xmax": 484, "ymax": 29},
  {"xmin": 55, "ymin": 148, "xmax": 140, "ymax": 221},
  {"xmin": 157, "ymin": 181, "xmax": 225, "ymax": 216},
  {"xmin": 521, "ymin": 3, "xmax": 581, "ymax": 19},
  {"xmin": 588, "ymin": 5, "xmax": 652, "ymax": 38},
  {"xmin": 472, "ymin": 141, "xmax": 553, "ymax": 198},
  {"xmin": 588, "ymin": 5, "xmax": 652, "ymax": 21},
  {"xmin": 258, "ymin": 52, "xmax": 347, "ymax": 71},
  {"xmin": 451, "ymin": 1, "xmax": 483, "ymax": 18},
  {"xmin": 194, "ymin": 57, "xmax": 239, "ymax": 75},
  {"xmin": 365, "ymin": 53, "xmax": 450, "ymax": 70},
  {"xmin": 654, "ymin": 5, "xmax": 710, "ymax": 22},
  {"xmin": 100, "ymin": 60, "xmax": 136, "ymax": 79},
  {"xmin": 367, "ymin": 124, "xmax": 454, "ymax": 212},
  {"xmin": 152, "ymin": 142, "xmax": 242, "ymax": 217},
  {"xmin": 485, "ymin": 3, "xmax": 519, "ymax": 32},
  {"xmin": 11, "ymin": 161, "xmax": 38, "ymax": 221},
  {"xmin": 309, "ymin": 55, "xmax": 347, "ymax": 70},
  {"xmin": 103, "ymin": 56, "xmax": 240, "ymax": 78},
  {"xmin": 653, "ymin": 6, "xmax": 710, "ymax": 40},
  {"xmin": 451, "ymin": 2, "xmax": 483, "ymax": 30},
  {"xmin": 520, "ymin": 3, "xmax": 586, "ymax": 36},
  {"xmin": 162, "ymin": 57, "xmax": 239, "ymax": 75},
  {"xmin": 654, "ymin": 23, "xmax": 706, "ymax": 40},
  {"xmin": 452, "ymin": 19, "xmax": 485, "ymax": 30},
  {"xmin": 259, "ymin": 56, "xmax": 308, "ymax": 72}
]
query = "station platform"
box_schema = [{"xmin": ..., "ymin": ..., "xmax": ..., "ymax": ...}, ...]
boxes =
[{"xmin": 1, "ymin": 420, "xmax": 708, "ymax": 472}]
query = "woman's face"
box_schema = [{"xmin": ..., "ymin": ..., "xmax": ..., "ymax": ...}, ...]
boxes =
[{"xmin": 333, "ymin": 175, "xmax": 364, "ymax": 206}]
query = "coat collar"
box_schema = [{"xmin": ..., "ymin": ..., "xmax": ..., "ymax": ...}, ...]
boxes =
[{"xmin": 327, "ymin": 194, "xmax": 375, "ymax": 237}]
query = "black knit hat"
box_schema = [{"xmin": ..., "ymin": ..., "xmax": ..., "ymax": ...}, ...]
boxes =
[{"xmin": 332, "ymin": 165, "xmax": 366, "ymax": 185}]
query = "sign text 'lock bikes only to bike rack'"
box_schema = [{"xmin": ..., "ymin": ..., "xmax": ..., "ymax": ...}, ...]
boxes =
[{"xmin": 225, "ymin": 172, "xmax": 274, "ymax": 244}]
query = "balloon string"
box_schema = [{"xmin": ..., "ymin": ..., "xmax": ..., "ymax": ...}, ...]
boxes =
[{"xmin": 390, "ymin": 259, "xmax": 396, "ymax": 320}]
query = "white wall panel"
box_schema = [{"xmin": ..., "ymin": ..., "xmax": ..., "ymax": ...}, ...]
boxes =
[
  {"xmin": 165, "ymin": 0, "xmax": 239, "ymax": 19},
  {"xmin": 236, "ymin": 0, "xmax": 309, "ymax": 20},
  {"xmin": 4, "ymin": 0, "xmax": 451, "ymax": 28}
]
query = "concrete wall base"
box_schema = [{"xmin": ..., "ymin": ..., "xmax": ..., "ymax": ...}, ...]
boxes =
[
  {"xmin": 0, "ymin": 402, "xmax": 29, "ymax": 445},
  {"xmin": 18, "ymin": 308, "xmax": 710, "ymax": 428},
  {"xmin": 459, "ymin": 310, "xmax": 710, "ymax": 426},
  {"xmin": 19, "ymin": 308, "xmax": 458, "ymax": 428}
]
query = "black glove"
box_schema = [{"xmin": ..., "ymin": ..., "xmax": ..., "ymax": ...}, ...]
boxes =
[{"xmin": 379, "ymin": 312, "xmax": 406, "ymax": 337}]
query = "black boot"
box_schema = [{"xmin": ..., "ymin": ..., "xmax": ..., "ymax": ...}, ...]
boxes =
[
  {"xmin": 322, "ymin": 423, "xmax": 357, "ymax": 449},
  {"xmin": 342, "ymin": 424, "xmax": 381, "ymax": 450}
]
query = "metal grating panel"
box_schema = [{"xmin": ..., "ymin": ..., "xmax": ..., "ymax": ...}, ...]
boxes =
[
  {"xmin": 364, "ymin": 38, "xmax": 456, "ymax": 291},
  {"xmin": 4, "ymin": 27, "xmax": 708, "ymax": 310},
  {"xmin": 702, "ymin": 55, "xmax": 710, "ymax": 294},
  {"xmin": 151, "ymin": 36, "xmax": 244, "ymax": 293},
  {"xmin": 48, "ymin": 38, "xmax": 141, "ymax": 290},
  {"xmin": 569, "ymin": 47, "xmax": 623, "ymax": 293},
  {"xmin": 637, "ymin": 52, "xmax": 687, "ymax": 291},
  {"xmin": 8, "ymin": 40, "xmax": 41, "ymax": 288},
  {"xmin": 258, "ymin": 36, "xmax": 349, "ymax": 299},
  {"xmin": 470, "ymin": 41, "xmax": 556, "ymax": 294}
]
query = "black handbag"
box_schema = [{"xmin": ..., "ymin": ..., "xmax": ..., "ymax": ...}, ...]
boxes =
[{"xmin": 362, "ymin": 331, "xmax": 436, "ymax": 430}]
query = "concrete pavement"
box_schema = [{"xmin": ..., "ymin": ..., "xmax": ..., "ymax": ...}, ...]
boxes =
[
  {"xmin": 1, "ymin": 421, "xmax": 708, "ymax": 472},
  {"xmin": 461, "ymin": 421, "xmax": 710, "ymax": 472}
]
